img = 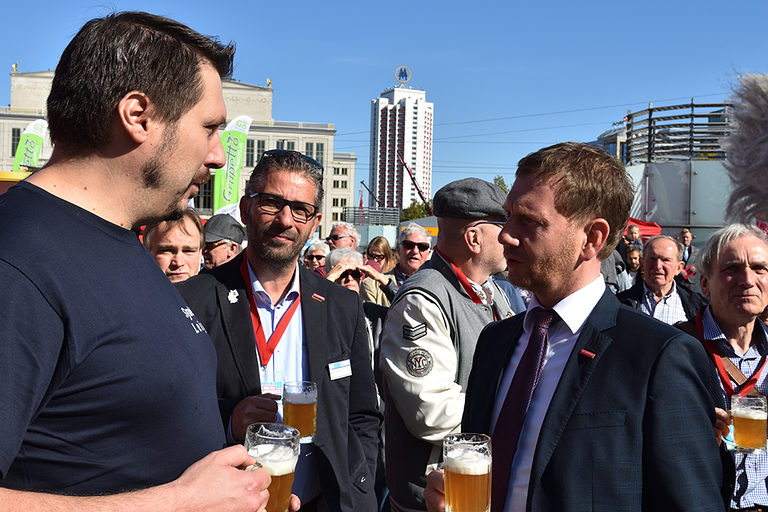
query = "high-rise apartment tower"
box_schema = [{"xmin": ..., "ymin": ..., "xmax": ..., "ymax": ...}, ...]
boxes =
[{"xmin": 369, "ymin": 87, "xmax": 433, "ymax": 210}]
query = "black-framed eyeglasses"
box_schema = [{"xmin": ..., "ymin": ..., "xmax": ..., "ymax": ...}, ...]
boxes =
[
  {"xmin": 305, "ymin": 254, "xmax": 326, "ymax": 261},
  {"xmin": 247, "ymin": 192, "xmax": 318, "ymax": 223},
  {"xmin": 260, "ymin": 149, "xmax": 323, "ymax": 170},
  {"xmin": 401, "ymin": 240, "xmax": 430, "ymax": 252},
  {"xmin": 469, "ymin": 220, "xmax": 506, "ymax": 229},
  {"xmin": 326, "ymin": 234, "xmax": 351, "ymax": 242}
]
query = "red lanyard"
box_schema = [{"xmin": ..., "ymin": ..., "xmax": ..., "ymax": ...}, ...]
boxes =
[
  {"xmin": 695, "ymin": 312, "xmax": 767, "ymax": 398},
  {"xmin": 433, "ymin": 247, "xmax": 499, "ymax": 321},
  {"xmin": 239, "ymin": 257, "xmax": 301, "ymax": 367},
  {"xmin": 434, "ymin": 247, "xmax": 483, "ymax": 304}
]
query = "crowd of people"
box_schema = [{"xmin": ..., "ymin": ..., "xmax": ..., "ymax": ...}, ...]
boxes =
[{"xmin": 4, "ymin": 10, "xmax": 768, "ymax": 512}]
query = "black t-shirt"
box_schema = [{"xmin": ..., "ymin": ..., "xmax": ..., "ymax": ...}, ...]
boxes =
[{"xmin": 0, "ymin": 181, "xmax": 225, "ymax": 493}]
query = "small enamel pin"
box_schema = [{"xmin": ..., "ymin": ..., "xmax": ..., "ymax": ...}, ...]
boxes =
[
  {"xmin": 312, "ymin": 293, "xmax": 326, "ymax": 302},
  {"xmin": 227, "ymin": 290, "xmax": 239, "ymax": 304}
]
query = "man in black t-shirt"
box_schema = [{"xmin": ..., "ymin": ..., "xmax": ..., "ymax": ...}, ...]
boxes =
[{"xmin": 0, "ymin": 11, "xmax": 275, "ymax": 512}]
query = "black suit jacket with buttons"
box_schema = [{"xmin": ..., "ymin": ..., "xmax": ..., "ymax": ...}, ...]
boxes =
[
  {"xmin": 177, "ymin": 253, "xmax": 380, "ymax": 512},
  {"xmin": 462, "ymin": 289, "xmax": 729, "ymax": 512}
]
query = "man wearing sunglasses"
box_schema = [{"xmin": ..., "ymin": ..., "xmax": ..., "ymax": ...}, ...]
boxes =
[
  {"xmin": 177, "ymin": 149, "xmax": 379, "ymax": 512},
  {"xmin": 326, "ymin": 221, "xmax": 361, "ymax": 250},
  {"xmin": 380, "ymin": 178, "xmax": 520, "ymax": 512}
]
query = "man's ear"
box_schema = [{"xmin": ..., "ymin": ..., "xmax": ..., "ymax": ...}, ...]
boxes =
[
  {"xmin": 239, "ymin": 195, "xmax": 249, "ymax": 225},
  {"xmin": 582, "ymin": 218, "xmax": 610, "ymax": 260},
  {"xmin": 116, "ymin": 91, "xmax": 152, "ymax": 144},
  {"xmin": 700, "ymin": 274, "xmax": 710, "ymax": 298},
  {"xmin": 464, "ymin": 225, "xmax": 482, "ymax": 255}
]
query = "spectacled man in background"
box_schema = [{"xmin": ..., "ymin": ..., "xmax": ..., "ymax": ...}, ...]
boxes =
[{"xmin": 177, "ymin": 150, "xmax": 379, "ymax": 512}]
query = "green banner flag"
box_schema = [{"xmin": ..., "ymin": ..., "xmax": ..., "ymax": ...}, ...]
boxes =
[
  {"xmin": 213, "ymin": 115, "xmax": 252, "ymax": 213},
  {"xmin": 12, "ymin": 119, "xmax": 47, "ymax": 172}
]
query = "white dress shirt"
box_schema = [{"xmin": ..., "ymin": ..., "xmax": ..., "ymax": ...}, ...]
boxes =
[{"xmin": 490, "ymin": 276, "xmax": 606, "ymax": 512}]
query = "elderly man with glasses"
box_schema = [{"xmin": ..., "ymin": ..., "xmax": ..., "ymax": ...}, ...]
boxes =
[
  {"xmin": 177, "ymin": 149, "xmax": 379, "ymax": 512},
  {"xmin": 380, "ymin": 178, "xmax": 521, "ymax": 512}
]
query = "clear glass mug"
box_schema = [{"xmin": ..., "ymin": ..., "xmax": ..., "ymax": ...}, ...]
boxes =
[
  {"xmin": 283, "ymin": 380, "xmax": 318, "ymax": 443},
  {"xmin": 443, "ymin": 433, "xmax": 492, "ymax": 512},
  {"xmin": 244, "ymin": 423, "xmax": 300, "ymax": 512},
  {"xmin": 730, "ymin": 394, "xmax": 767, "ymax": 453}
]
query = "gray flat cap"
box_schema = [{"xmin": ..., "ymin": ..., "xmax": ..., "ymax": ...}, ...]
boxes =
[
  {"xmin": 204, "ymin": 214, "xmax": 246, "ymax": 244},
  {"xmin": 433, "ymin": 178, "xmax": 506, "ymax": 219}
]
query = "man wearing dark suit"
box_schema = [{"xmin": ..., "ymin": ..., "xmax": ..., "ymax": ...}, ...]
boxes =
[
  {"xmin": 617, "ymin": 235, "xmax": 708, "ymax": 324},
  {"xmin": 424, "ymin": 142, "xmax": 727, "ymax": 512},
  {"xmin": 178, "ymin": 150, "xmax": 379, "ymax": 512}
]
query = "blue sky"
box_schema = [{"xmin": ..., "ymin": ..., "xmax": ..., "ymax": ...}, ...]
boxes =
[{"xmin": 3, "ymin": 1, "xmax": 768, "ymax": 204}]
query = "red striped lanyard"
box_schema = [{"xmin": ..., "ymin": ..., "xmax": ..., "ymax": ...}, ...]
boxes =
[
  {"xmin": 433, "ymin": 247, "xmax": 500, "ymax": 322},
  {"xmin": 239, "ymin": 257, "xmax": 301, "ymax": 367},
  {"xmin": 696, "ymin": 312, "xmax": 767, "ymax": 398}
]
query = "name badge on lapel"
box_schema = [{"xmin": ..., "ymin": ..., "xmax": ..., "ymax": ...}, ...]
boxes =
[{"xmin": 328, "ymin": 359, "xmax": 352, "ymax": 380}]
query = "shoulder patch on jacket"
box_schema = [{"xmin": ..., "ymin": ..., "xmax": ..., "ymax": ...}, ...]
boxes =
[
  {"xmin": 406, "ymin": 348, "xmax": 433, "ymax": 377},
  {"xmin": 403, "ymin": 322, "xmax": 427, "ymax": 341}
]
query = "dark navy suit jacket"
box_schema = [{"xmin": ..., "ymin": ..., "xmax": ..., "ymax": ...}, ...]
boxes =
[
  {"xmin": 177, "ymin": 253, "xmax": 380, "ymax": 512},
  {"xmin": 462, "ymin": 289, "xmax": 728, "ymax": 512}
]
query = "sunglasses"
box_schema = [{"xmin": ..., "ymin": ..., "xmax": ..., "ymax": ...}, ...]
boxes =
[
  {"xmin": 367, "ymin": 253, "xmax": 386, "ymax": 261},
  {"xmin": 260, "ymin": 149, "xmax": 323, "ymax": 170},
  {"xmin": 327, "ymin": 234, "xmax": 351, "ymax": 241},
  {"xmin": 340, "ymin": 269, "xmax": 363, "ymax": 280},
  {"xmin": 248, "ymin": 192, "xmax": 318, "ymax": 223},
  {"xmin": 401, "ymin": 240, "xmax": 430, "ymax": 252},
  {"xmin": 305, "ymin": 254, "xmax": 326, "ymax": 261}
]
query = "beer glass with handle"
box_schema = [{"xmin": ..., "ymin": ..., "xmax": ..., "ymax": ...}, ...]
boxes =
[
  {"xmin": 731, "ymin": 395, "xmax": 767, "ymax": 452},
  {"xmin": 283, "ymin": 380, "xmax": 318, "ymax": 443},
  {"xmin": 245, "ymin": 423, "xmax": 300, "ymax": 512},
  {"xmin": 443, "ymin": 433, "xmax": 492, "ymax": 512}
]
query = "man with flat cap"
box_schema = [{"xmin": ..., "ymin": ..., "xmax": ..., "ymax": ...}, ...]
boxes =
[
  {"xmin": 202, "ymin": 214, "xmax": 246, "ymax": 270},
  {"xmin": 380, "ymin": 177, "xmax": 520, "ymax": 511}
]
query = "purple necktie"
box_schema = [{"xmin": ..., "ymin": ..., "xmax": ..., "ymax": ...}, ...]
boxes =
[{"xmin": 490, "ymin": 307, "xmax": 557, "ymax": 512}]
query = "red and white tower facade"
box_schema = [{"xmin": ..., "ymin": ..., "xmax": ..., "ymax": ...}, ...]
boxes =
[{"xmin": 369, "ymin": 86, "xmax": 433, "ymax": 210}]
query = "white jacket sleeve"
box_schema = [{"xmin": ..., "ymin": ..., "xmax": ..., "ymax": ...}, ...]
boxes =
[{"xmin": 380, "ymin": 289, "xmax": 464, "ymax": 443}]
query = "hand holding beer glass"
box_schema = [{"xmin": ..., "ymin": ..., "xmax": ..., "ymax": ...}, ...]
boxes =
[
  {"xmin": 244, "ymin": 423, "xmax": 300, "ymax": 512},
  {"xmin": 283, "ymin": 381, "xmax": 317, "ymax": 443},
  {"xmin": 730, "ymin": 394, "xmax": 767, "ymax": 452},
  {"xmin": 443, "ymin": 433, "xmax": 491, "ymax": 512}
]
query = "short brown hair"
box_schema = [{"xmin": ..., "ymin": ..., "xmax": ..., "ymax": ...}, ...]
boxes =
[
  {"xmin": 48, "ymin": 11, "xmax": 234, "ymax": 156},
  {"xmin": 516, "ymin": 142, "xmax": 634, "ymax": 259},
  {"xmin": 144, "ymin": 208, "xmax": 204, "ymax": 250}
]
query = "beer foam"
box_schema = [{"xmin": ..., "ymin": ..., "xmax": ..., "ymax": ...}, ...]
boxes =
[
  {"xmin": 733, "ymin": 409, "xmax": 768, "ymax": 420},
  {"xmin": 248, "ymin": 445, "xmax": 298, "ymax": 476},
  {"xmin": 445, "ymin": 448, "xmax": 491, "ymax": 475},
  {"xmin": 284, "ymin": 391, "xmax": 317, "ymax": 404}
]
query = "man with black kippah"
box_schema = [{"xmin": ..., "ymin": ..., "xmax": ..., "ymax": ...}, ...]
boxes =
[{"xmin": 380, "ymin": 177, "xmax": 522, "ymax": 511}]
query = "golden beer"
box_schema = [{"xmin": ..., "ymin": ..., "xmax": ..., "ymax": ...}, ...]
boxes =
[
  {"xmin": 443, "ymin": 433, "xmax": 492, "ymax": 512},
  {"xmin": 733, "ymin": 410, "xmax": 767, "ymax": 449},
  {"xmin": 445, "ymin": 455, "xmax": 491, "ymax": 512},
  {"xmin": 731, "ymin": 395, "xmax": 768, "ymax": 452},
  {"xmin": 283, "ymin": 381, "xmax": 318, "ymax": 441},
  {"xmin": 283, "ymin": 400, "xmax": 317, "ymax": 439},
  {"xmin": 249, "ymin": 446, "xmax": 298, "ymax": 512},
  {"xmin": 244, "ymin": 423, "xmax": 300, "ymax": 512}
]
